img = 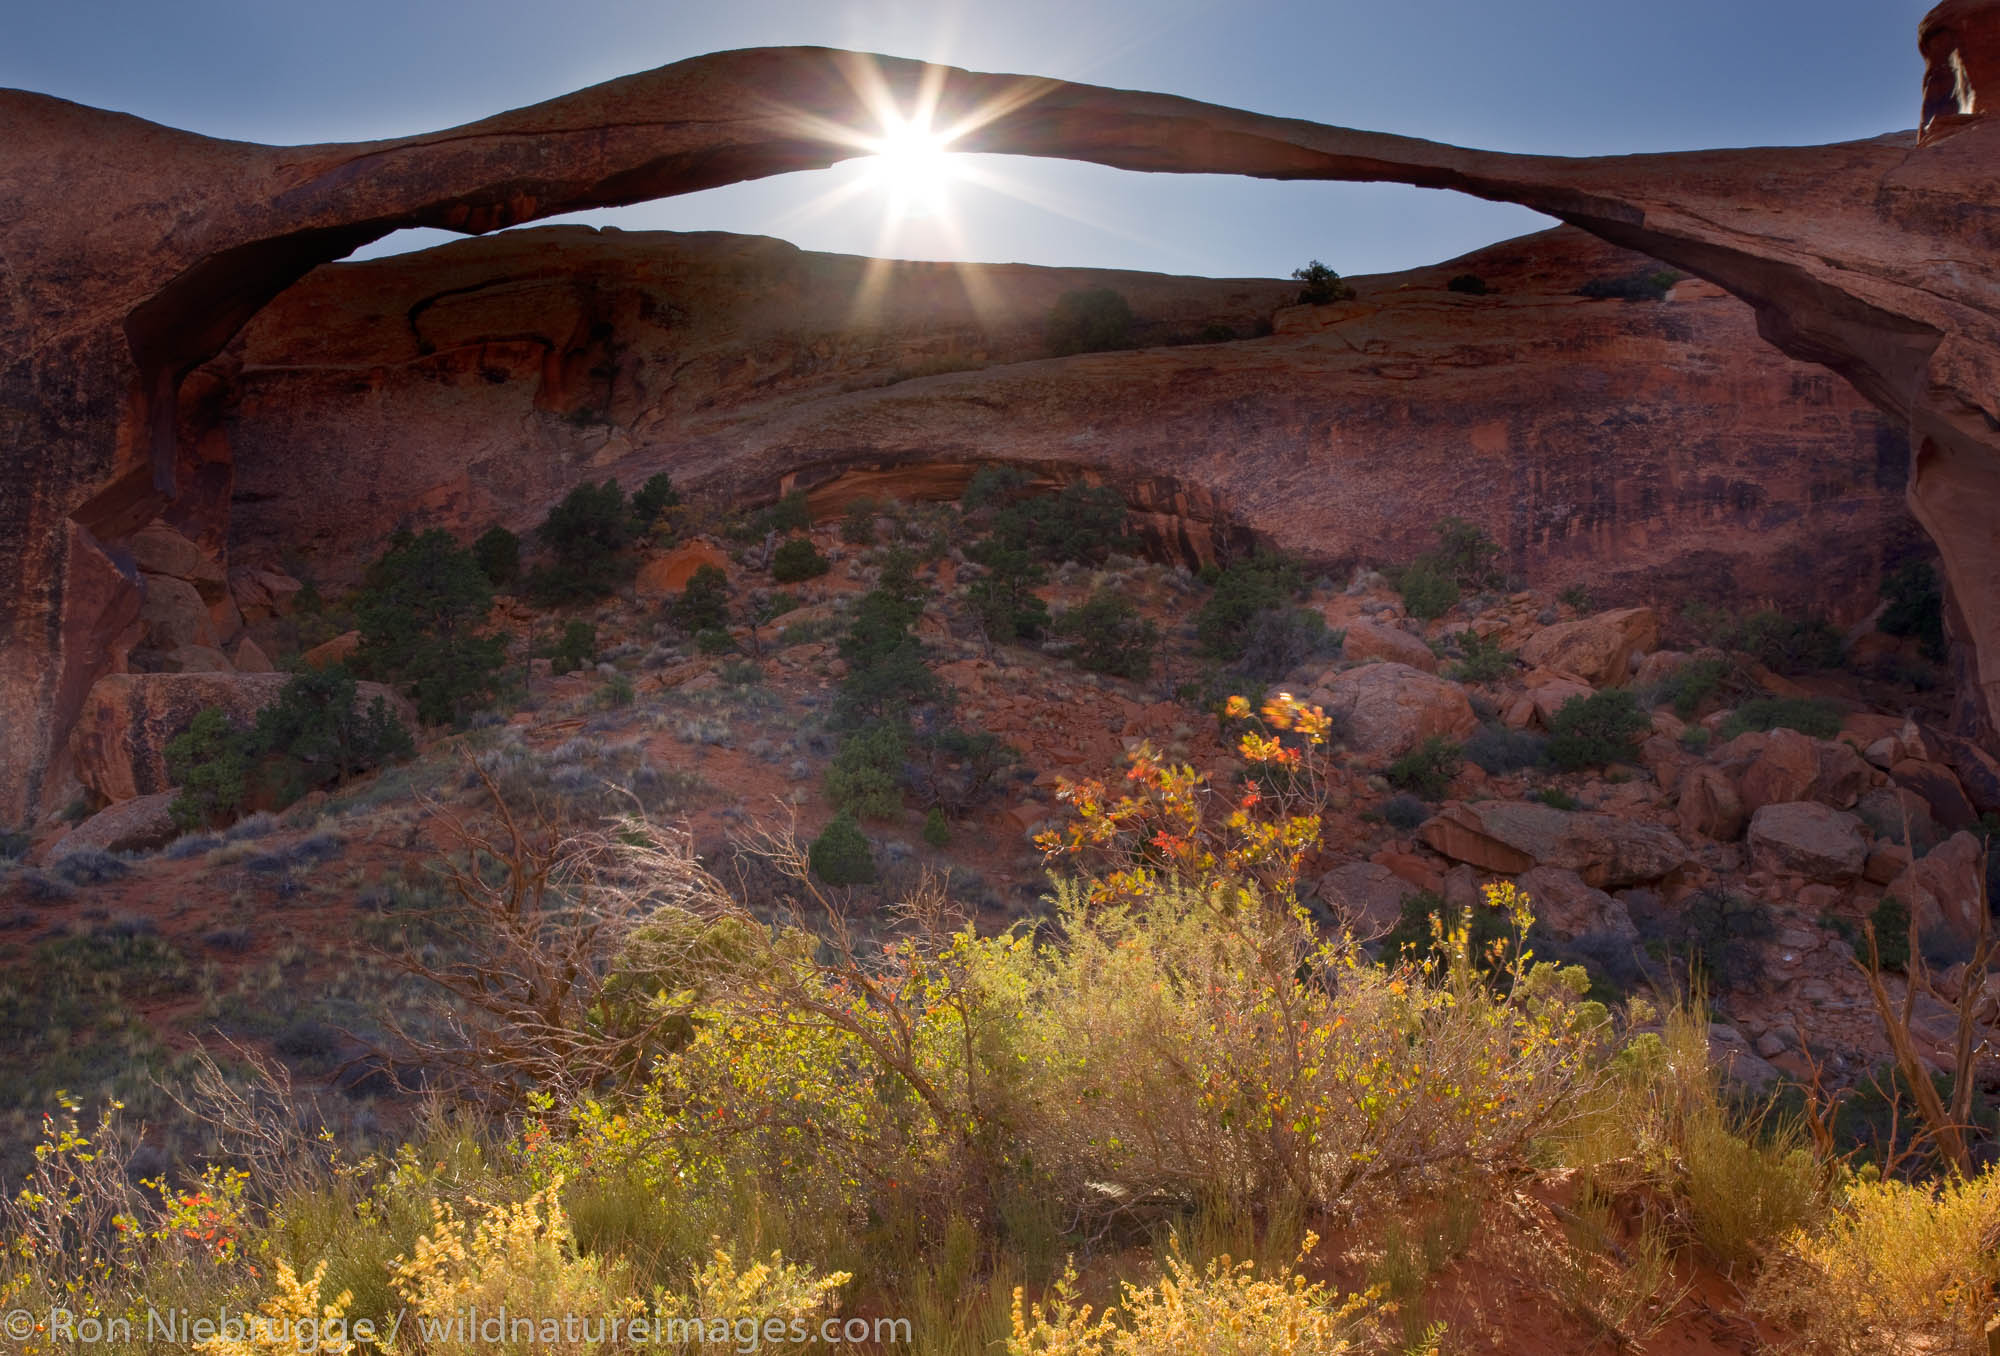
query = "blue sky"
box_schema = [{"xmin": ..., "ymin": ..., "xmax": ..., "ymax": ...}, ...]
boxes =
[{"xmin": 2, "ymin": 0, "xmax": 1934, "ymax": 278}]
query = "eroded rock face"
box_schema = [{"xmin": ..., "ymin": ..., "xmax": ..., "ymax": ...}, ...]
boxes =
[
  {"xmin": 6, "ymin": 13, "xmax": 2000, "ymax": 820},
  {"xmin": 1322, "ymin": 663, "xmax": 1477, "ymax": 759},
  {"xmin": 1746, "ymin": 802, "xmax": 1868, "ymax": 882},
  {"xmin": 1420, "ymin": 801, "xmax": 1691, "ymax": 888}
]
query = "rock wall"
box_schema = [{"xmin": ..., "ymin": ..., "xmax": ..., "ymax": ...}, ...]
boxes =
[
  {"xmin": 4, "ymin": 5, "xmax": 1998, "ymax": 820},
  {"xmin": 204, "ymin": 225, "xmax": 1917, "ymax": 628}
]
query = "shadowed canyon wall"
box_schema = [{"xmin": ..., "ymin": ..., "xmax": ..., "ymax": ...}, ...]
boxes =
[
  {"xmin": 4, "ymin": 3, "xmax": 1998, "ymax": 819},
  {"xmin": 200, "ymin": 225, "xmax": 1918, "ymax": 630}
]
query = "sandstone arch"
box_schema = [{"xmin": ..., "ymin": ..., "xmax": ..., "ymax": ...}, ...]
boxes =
[{"xmin": 4, "ymin": 5, "xmax": 1997, "ymax": 820}]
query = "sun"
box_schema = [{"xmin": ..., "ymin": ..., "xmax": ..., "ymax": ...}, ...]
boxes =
[{"xmin": 861, "ymin": 115, "xmax": 959, "ymax": 218}]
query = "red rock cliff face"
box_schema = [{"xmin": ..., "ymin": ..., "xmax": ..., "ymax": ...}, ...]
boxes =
[
  {"xmin": 5, "ymin": 8, "xmax": 1999, "ymax": 820},
  {"xmin": 204, "ymin": 225, "xmax": 1916, "ymax": 626}
]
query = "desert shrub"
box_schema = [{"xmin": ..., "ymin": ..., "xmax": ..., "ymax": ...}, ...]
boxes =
[
  {"xmin": 51, "ymin": 848, "xmax": 130, "ymax": 887},
  {"xmin": 980, "ymin": 481, "xmax": 1132, "ymax": 567},
  {"xmin": 631, "ymin": 471, "xmax": 681, "ymax": 527},
  {"xmin": 1449, "ymin": 630, "xmax": 1514, "ymax": 682},
  {"xmin": 1546, "ymin": 689, "xmax": 1649, "ymax": 771},
  {"xmin": 472, "ymin": 525, "xmax": 520, "ymax": 588},
  {"xmin": 770, "ymin": 536, "xmax": 830, "ymax": 583},
  {"xmin": 835, "ymin": 559, "xmax": 945, "ymax": 728},
  {"xmin": 167, "ymin": 670, "xmax": 412, "ymax": 830},
  {"xmin": 1379, "ymin": 793, "xmax": 1430, "ymax": 831},
  {"xmin": 961, "ymin": 464, "xmax": 1032, "ymax": 512},
  {"xmin": 1009, "ymin": 1243, "xmax": 1388, "ymax": 1355},
  {"xmin": 1388, "ymin": 736, "xmax": 1462, "ymax": 800},
  {"xmin": 1236, "ymin": 607, "xmax": 1339, "ymax": 683},
  {"xmin": 669, "ymin": 564, "xmax": 731, "ymax": 634},
  {"xmin": 922, "ymin": 807, "xmax": 951, "ymax": 848},
  {"xmin": 1716, "ymin": 695, "xmax": 1844, "ymax": 741},
  {"xmin": 1879, "ymin": 559, "xmax": 1947, "ymax": 662},
  {"xmin": 1396, "ymin": 562, "xmax": 1459, "ymax": 621},
  {"xmin": 1653, "ymin": 654, "xmax": 1731, "ymax": 717},
  {"xmin": 1559, "ymin": 584, "xmax": 1593, "ymax": 612},
  {"xmin": 1447, "ymin": 273, "xmax": 1490, "ymax": 295},
  {"xmin": 966, "ymin": 533, "xmax": 1050, "ymax": 644},
  {"xmin": 840, "ymin": 498, "xmax": 877, "ymax": 545},
  {"xmin": 1536, "ymin": 787, "xmax": 1581, "ymax": 811},
  {"xmin": 542, "ymin": 620, "xmax": 598, "ymax": 676},
  {"xmin": 1635, "ymin": 889, "xmax": 1772, "ymax": 993},
  {"xmin": 1195, "ymin": 321, "xmax": 1238, "ymax": 342},
  {"xmin": 1430, "ymin": 516, "xmax": 1502, "ymax": 589},
  {"xmin": 1679, "ymin": 726, "xmax": 1712, "ymax": 752},
  {"xmin": 1724, "ymin": 610, "xmax": 1844, "ymax": 674},
  {"xmin": 165, "ymin": 706, "xmax": 253, "ymax": 829},
  {"xmin": 808, "ymin": 812, "xmax": 875, "ymax": 886},
  {"xmin": 528, "ymin": 479, "xmax": 635, "ymax": 602},
  {"xmin": 1867, "ymin": 895, "xmax": 1912, "ymax": 972},
  {"xmin": 1053, "ymin": 589, "xmax": 1158, "ymax": 680},
  {"xmin": 1577, "ymin": 270, "xmax": 1681, "ymax": 302},
  {"xmin": 353, "ymin": 528, "xmax": 506, "ymax": 724},
  {"xmin": 905, "ymin": 724, "xmax": 1017, "ymax": 816},
  {"xmin": 1462, "ymin": 725, "xmax": 1548, "ymax": 774},
  {"xmin": 1291, "ymin": 259, "xmax": 1355, "ymax": 305},
  {"xmin": 1196, "ymin": 553, "xmax": 1306, "ymax": 659},
  {"xmin": 1380, "ymin": 886, "xmax": 1513, "ymax": 977},
  {"xmin": 1754, "ymin": 1170, "xmax": 2000, "ymax": 1356},
  {"xmin": 763, "ymin": 489, "xmax": 814, "ymax": 534},
  {"xmin": 593, "ymin": 674, "xmax": 635, "ymax": 709},
  {"xmin": 826, "ymin": 723, "xmax": 907, "ymax": 821},
  {"xmin": 1045, "ymin": 288, "xmax": 1134, "ymax": 355}
]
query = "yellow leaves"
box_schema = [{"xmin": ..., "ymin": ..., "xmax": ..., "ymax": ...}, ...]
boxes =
[{"xmin": 192, "ymin": 1260, "xmax": 357, "ymax": 1356}]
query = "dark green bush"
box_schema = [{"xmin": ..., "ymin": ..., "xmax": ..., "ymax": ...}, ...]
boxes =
[
  {"xmin": 166, "ymin": 670, "xmax": 412, "ymax": 829},
  {"xmin": 472, "ymin": 525, "xmax": 520, "ymax": 588},
  {"xmin": 1558, "ymin": 584, "xmax": 1592, "ymax": 612},
  {"xmin": 771, "ymin": 536, "xmax": 831, "ymax": 584},
  {"xmin": 1879, "ymin": 560, "xmax": 1947, "ymax": 662},
  {"xmin": 1446, "ymin": 274, "xmax": 1490, "ymax": 295},
  {"xmin": 1379, "ymin": 793, "xmax": 1431, "ymax": 831},
  {"xmin": 826, "ymin": 723, "xmax": 907, "ymax": 821},
  {"xmin": 965, "ymin": 540, "xmax": 1050, "ymax": 644},
  {"xmin": 631, "ymin": 472, "xmax": 680, "ymax": 527},
  {"xmin": 529, "ymin": 479, "xmax": 635, "ymax": 603},
  {"xmin": 1388, "ymin": 736, "xmax": 1463, "ymax": 800},
  {"xmin": 922, "ymin": 806, "xmax": 951, "ymax": 848},
  {"xmin": 1725, "ymin": 610, "xmax": 1844, "ymax": 674},
  {"xmin": 1054, "ymin": 589, "xmax": 1158, "ymax": 680},
  {"xmin": 1450, "ymin": 631, "xmax": 1515, "ymax": 683},
  {"xmin": 906, "ymin": 724, "xmax": 1016, "ymax": 815},
  {"xmin": 1397, "ymin": 563, "xmax": 1459, "ymax": 621},
  {"xmin": 670, "ymin": 564, "xmax": 731, "ymax": 634},
  {"xmin": 542, "ymin": 620, "xmax": 598, "ymax": 676},
  {"xmin": 1462, "ymin": 725, "xmax": 1548, "ymax": 775},
  {"xmin": 760, "ymin": 490, "xmax": 813, "ymax": 535},
  {"xmin": 981, "ymin": 481, "xmax": 1132, "ymax": 567},
  {"xmin": 808, "ymin": 812, "xmax": 875, "ymax": 886},
  {"xmin": 960, "ymin": 465, "xmax": 1032, "ymax": 512},
  {"xmin": 835, "ymin": 560, "xmax": 944, "ymax": 728},
  {"xmin": 1383, "ymin": 889, "xmax": 1510, "ymax": 971},
  {"xmin": 1430, "ymin": 517, "xmax": 1502, "ymax": 590},
  {"xmin": 1236, "ymin": 607, "xmax": 1339, "ymax": 683},
  {"xmin": 1546, "ymin": 689, "xmax": 1650, "ymax": 771},
  {"xmin": 840, "ymin": 499, "xmax": 878, "ymax": 546},
  {"xmin": 1867, "ymin": 896, "xmax": 1912, "ymax": 972},
  {"xmin": 1292, "ymin": 260, "xmax": 1355, "ymax": 305},
  {"xmin": 1653, "ymin": 889, "xmax": 1772, "ymax": 992},
  {"xmin": 1653, "ymin": 655, "xmax": 1732, "ymax": 718},
  {"xmin": 353, "ymin": 528, "xmax": 506, "ymax": 725},
  {"xmin": 1577, "ymin": 270, "xmax": 1681, "ymax": 302},
  {"xmin": 1196, "ymin": 553, "xmax": 1306, "ymax": 659},
  {"xmin": 1716, "ymin": 696, "xmax": 1844, "ymax": 741},
  {"xmin": 1535, "ymin": 787, "xmax": 1581, "ymax": 811},
  {"xmin": 1045, "ymin": 288, "xmax": 1134, "ymax": 356}
]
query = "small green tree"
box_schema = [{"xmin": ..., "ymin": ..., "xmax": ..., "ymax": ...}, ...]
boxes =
[
  {"xmin": 809, "ymin": 813, "xmax": 875, "ymax": 886},
  {"xmin": 631, "ymin": 472, "xmax": 680, "ymax": 528},
  {"xmin": 1879, "ymin": 560, "xmax": 1947, "ymax": 662},
  {"xmin": 1292, "ymin": 260, "xmax": 1355, "ymax": 305},
  {"xmin": 1547, "ymin": 689, "xmax": 1650, "ymax": 771},
  {"xmin": 670, "ymin": 564, "xmax": 731, "ymax": 633},
  {"xmin": 472, "ymin": 525, "xmax": 520, "ymax": 588},
  {"xmin": 922, "ymin": 806, "xmax": 951, "ymax": 848},
  {"xmin": 165, "ymin": 707, "xmax": 251, "ymax": 830},
  {"xmin": 1397, "ymin": 562, "xmax": 1459, "ymax": 621},
  {"xmin": 1388, "ymin": 736, "xmax": 1463, "ymax": 800},
  {"xmin": 771, "ymin": 536, "xmax": 831, "ymax": 583},
  {"xmin": 249, "ymin": 666, "xmax": 412, "ymax": 802},
  {"xmin": 1054, "ymin": 589, "xmax": 1159, "ymax": 679},
  {"xmin": 1196, "ymin": 553, "xmax": 1306, "ymax": 659},
  {"xmin": 529, "ymin": 479, "xmax": 635, "ymax": 602},
  {"xmin": 826, "ymin": 723, "xmax": 908, "ymax": 820},
  {"xmin": 541, "ymin": 619, "xmax": 598, "ymax": 675},
  {"xmin": 353, "ymin": 528, "xmax": 506, "ymax": 725},
  {"xmin": 1046, "ymin": 288, "xmax": 1134, "ymax": 356},
  {"xmin": 1431, "ymin": 516, "xmax": 1502, "ymax": 589},
  {"xmin": 965, "ymin": 534, "xmax": 1050, "ymax": 644}
]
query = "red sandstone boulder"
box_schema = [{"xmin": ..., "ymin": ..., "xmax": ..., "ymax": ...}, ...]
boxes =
[
  {"xmin": 1339, "ymin": 620, "xmax": 1438, "ymax": 673},
  {"xmin": 1677, "ymin": 764, "xmax": 1746, "ymax": 842},
  {"xmin": 1738, "ymin": 730, "xmax": 1820, "ymax": 813},
  {"xmin": 636, "ymin": 542, "xmax": 731, "ymax": 599},
  {"xmin": 1323, "ymin": 663, "xmax": 1475, "ymax": 759},
  {"xmin": 300, "ymin": 631, "xmax": 363, "ymax": 671},
  {"xmin": 1891, "ymin": 759, "xmax": 1979, "ymax": 832},
  {"xmin": 1746, "ymin": 802, "xmax": 1867, "ymax": 882},
  {"xmin": 49, "ymin": 791, "xmax": 181, "ymax": 859},
  {"xmin": 1420, "ymin": 800, "xmax": 1691, "ymax": 888},
  {"xmin": 1889, "ymin": 831, "xmax": 1988, "ymax": 950},
  {"xmin": 1312, "ymin": 861, "xmax": 1416, "ymax": 935},
  {"xmin": 1516, "ymin": 865, "xmax": 1638, "ymax": 940},
  {"xmin": 68, "ymin": 672, "xmax": 414, "ymax": 803},
  {"xmin": 1517, "ymin": 607, "xmax": 1658, "ymax": 686}
]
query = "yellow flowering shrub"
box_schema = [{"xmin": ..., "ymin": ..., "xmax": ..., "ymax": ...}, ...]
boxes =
[{"xmin": 193, "ymin": 1260, "xmax": 356, "ymax": 1356}]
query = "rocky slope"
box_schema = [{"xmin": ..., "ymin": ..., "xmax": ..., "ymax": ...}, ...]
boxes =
[
  {"xmin": 195, "ymin": 225, "xmax": 1917, "ymax": 628},
  {"xmin": 5, "ymin": 2, "xmax": 2000, "ymax": 824}
]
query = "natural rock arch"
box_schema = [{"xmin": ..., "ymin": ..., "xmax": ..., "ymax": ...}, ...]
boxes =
[{"xmin": 4, "ymin": 3, "xmax": 1998, "ymax": 820}]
